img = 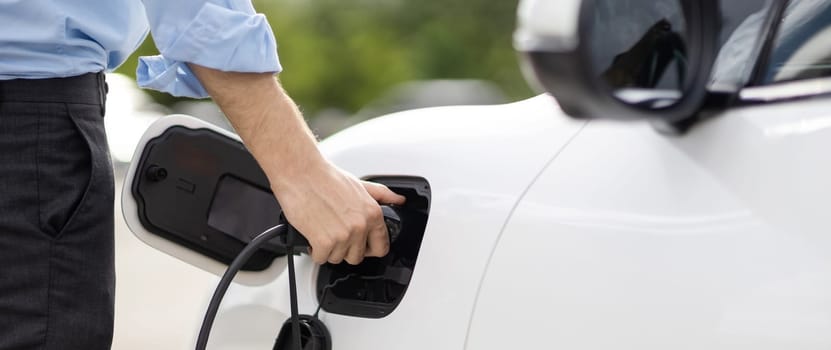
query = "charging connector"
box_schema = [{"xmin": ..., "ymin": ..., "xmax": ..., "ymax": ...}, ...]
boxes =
[{"xmin": 195, "ymin": 205, "xmax": 405, "ymax": 350}]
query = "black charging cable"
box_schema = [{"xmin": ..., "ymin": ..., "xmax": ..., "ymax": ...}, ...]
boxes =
[
  {"xmin": 284, "ymin": 242, "xmax": 302, "ymax": 350},
  {"xmin": 196, "ymin": 205, "xmax": 404, "ymax": 350},
  {"xmin": 195, "ymin": 224, "xmax": 288, "ymax": 350},
  {"xmin": 194, "ymin": 226, "xmax": 369, "ymax": 350},
  {"xmin": 193, "ymin": 227, "xmax": 386, "ymax": 350}
]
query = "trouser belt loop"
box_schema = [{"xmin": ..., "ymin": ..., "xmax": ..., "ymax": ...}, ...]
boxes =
[{"xmin": 97, "ymin": 71, "xmax": 108, "ymax": 117}]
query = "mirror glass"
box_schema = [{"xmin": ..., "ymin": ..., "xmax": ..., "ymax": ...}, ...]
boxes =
[{"xmin": 589, "ymin": 0, "xmax": 688, "ymax": 106}]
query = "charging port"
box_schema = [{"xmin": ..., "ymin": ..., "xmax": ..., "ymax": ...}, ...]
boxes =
[{"xmin": 315, "ymin": 176, "xmax": 430, "ymax": 318}]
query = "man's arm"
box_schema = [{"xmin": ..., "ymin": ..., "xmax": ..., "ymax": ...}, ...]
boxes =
[{"xmin": 188, "ymin": 64, "xmax": 405, "ymax": 265}]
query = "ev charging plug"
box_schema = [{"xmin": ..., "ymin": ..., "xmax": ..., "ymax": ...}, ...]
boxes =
[{"xmin": 195, "ymin": 205, "xmax": 405, "ymax": 350}]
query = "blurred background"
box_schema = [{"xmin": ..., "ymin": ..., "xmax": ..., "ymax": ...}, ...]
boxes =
[
  {"xmin": 110, "ymin": 0, "xmax": 532, "ymax": 161},
  {"xmin": 109, "ymin": 1, "xmax": 532, "ymax": 348}
]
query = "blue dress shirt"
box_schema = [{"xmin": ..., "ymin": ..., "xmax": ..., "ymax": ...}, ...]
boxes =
[{"xmin": 0, "ymin": 0, "xmax": 282, "ymax": 98}]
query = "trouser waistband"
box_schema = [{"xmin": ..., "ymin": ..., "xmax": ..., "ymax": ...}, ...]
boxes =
[{"xmin": 0, "ymin": 72, "xmax": 107, "ymax": 111}]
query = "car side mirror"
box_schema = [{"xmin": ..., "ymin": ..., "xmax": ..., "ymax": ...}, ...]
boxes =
[
  {"xmin": 121, "ymin": 115, "xmax": 287, "ymax": 286},
  {"xmin": 515, "ymin": 0, "xmax": 720, "ymax": 126}
]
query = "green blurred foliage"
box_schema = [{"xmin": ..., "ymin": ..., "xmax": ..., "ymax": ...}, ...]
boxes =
[{"xmin": 115, "ymin": 0, "xmax": 532, "ymax": 116}]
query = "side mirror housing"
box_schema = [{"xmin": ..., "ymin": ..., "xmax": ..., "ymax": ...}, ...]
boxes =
[{"xmin": 515, "ymin": 0, "xmax": 721, "ymax": 124}]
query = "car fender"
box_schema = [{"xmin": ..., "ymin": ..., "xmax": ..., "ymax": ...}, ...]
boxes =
[{"xmin": 209, "ymin": 95, "xmax": 587, "ymax": 349}]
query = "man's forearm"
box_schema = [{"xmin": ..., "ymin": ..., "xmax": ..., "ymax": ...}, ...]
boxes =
[
  {"xmin": 186, "ymin": 63, "xmax": 405, "ymax": 265},
  {"xmin": 187, "ymin": 64, "xmax": 324, "ymax": 192}
]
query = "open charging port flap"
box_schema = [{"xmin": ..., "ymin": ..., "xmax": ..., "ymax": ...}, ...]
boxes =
[
  {"xmin": 123, "ymin": 115, "xmax": 432, "ymax": 292},
  {"xmin": 122, "ymin": 115, "xmax": 288, "ymax": 286}
]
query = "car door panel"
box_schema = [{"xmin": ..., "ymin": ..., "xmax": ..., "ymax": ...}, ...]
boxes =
[{"xmin": 468, "ymin": 98, "xmax": 831, "ymax": 349}]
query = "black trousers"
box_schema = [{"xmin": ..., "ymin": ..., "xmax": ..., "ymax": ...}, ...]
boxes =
[{"xmin": 0, "ymin": 73, "xmax": 114, "ymax": 349}]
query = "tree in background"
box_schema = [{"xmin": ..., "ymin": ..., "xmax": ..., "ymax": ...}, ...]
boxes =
[{"xmin": 116, "ymin": 0, "xmax": 532, "ymax": 118}]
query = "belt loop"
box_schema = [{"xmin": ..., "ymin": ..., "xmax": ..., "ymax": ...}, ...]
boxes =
[{"xmin": 97, "ymin": 71, "xmax": 108, "ymax": 117}]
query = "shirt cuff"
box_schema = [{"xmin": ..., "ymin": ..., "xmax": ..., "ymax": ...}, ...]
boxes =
[
  {"xmin": 137, "ymin": 2, "xmax": 282, "ymax": 98},
  {"xmin": 136, "ymin": 56, "xmax": 209, "ymax": 98}
]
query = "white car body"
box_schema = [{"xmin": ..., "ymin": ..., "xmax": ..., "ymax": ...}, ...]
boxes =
[
  {"xmin": 120, "ymin": 0, "xmax": 831, "ymax": 347},
  {"xmin": 191, "ymin": 77, "xmax": 831, "ymax": 349}
]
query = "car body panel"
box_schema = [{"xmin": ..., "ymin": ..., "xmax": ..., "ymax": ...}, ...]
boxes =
[
  {"xmin": 131, "ymin": 92, "xmax": 831, "ymax": 350},
  {"xmin": 467, "ymin": 96, "xmax": 831, "ymax": 349},
  {"xmin": 207, "ymin": 95, "xmax": 587, "ymax": 349},
  {"xmin": 119, "ymin": 0, "xmax": 831, "ymax": 347}
]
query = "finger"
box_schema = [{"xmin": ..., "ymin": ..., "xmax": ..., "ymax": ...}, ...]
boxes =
[
  {"xmin": 327, "ymin": 241, "xmax": 349, "ymax": 265},
  {"xmin": 344, "ymin": 241, "xmax": 366, "ymax": 265},
  {"xmin": 365, "ymin": 221, "xmax": 390, "ymax": 257},
  {"xmin": 310, "ymin": 240, "xmax": 332, "ymax": 265},
  {"xmin": 362, "ymin": 182, "xmax": 406, "ymax": 205}
]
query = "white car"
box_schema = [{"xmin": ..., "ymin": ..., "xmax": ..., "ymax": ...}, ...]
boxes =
[{"xmin": 123, "ymin": 0, "xmax": 831, "ymax": 349}]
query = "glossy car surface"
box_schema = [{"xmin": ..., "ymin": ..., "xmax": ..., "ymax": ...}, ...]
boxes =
[{"xmin": 125, "ymin": 1, "xmax": 831, "ymax": 349}]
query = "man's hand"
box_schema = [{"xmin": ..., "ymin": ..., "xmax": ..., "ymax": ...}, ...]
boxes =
[
  {"xmin": 276, "ymin": 165, "xmax": 406, "ymax": 264},
  {"xmin": 188, "ymin": 64, "xmax": 405, "ymax": 264}
]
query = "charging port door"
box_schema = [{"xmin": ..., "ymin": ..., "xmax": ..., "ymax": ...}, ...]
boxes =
[
  {"xmin": 123, "ymin": 116, "xmax": 289, "ymax": 286},
  {"xmin": 316, "ymin": 176, "xmax": 431, "ymax": 318}
]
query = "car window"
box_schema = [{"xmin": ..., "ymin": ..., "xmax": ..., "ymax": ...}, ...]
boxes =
[
  {"xmin": 709, "ymin": 0, "xmax": 772, "ymax": 91},
  {"xmin": 762, "ymin": 0, "xmax": 831, "ymax": 84}
]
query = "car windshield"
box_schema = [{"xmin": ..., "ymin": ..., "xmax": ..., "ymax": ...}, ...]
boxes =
[{"xmin": 762, "ymin": 0, "xmax": 831, "ymax": 83}]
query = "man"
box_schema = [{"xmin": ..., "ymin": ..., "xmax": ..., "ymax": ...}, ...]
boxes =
[{"xmin": 0, "ymin": 1, "xmax": 404, "ymax": 348}]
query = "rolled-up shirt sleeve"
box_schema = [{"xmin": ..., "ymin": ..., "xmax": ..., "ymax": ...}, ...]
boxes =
[{"xmin": 137, "ymin": 0, "xmax": 282, "ymax": 98}]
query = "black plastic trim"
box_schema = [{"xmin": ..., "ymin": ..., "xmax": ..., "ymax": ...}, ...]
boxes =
[
  {"xmin": 132, "ymin": 126, "xmax": 285, "ymax": 271},
  {"xmin": 316, "ymin": 176, "xmax": 431, "ymax": 319},
  {"xmin": 517, "ymin": 0, "xmax": 721, "ymax": 123},
  {"xmin": 747, "ymin": 0, "xmax": 791, "ymax": 86}
]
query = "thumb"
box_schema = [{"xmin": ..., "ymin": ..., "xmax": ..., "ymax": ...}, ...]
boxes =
[{"xmin": 362, "ymin": 181, "xmax": 406, "ymax": 205}]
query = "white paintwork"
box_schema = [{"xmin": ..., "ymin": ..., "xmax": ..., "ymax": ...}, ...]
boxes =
[
  {"xmin": 466, "ymin": 95, "xmax": 831, "ymax": 349},
  {"xmin": 205, "ymin": 96, "xmax": 587, "ymax": 349},
  {"xmin": 121, "ymin": 114, "xmax": 286, "ymax": 286},
  {"xmin": 123, "ymin": 84, "xmax": 831, "ymax": 349},
  {"xmin": 514, "ymin": 0, "xmax": 582, "ymax": 51},
  {"xmin": 117, "ymin": 0, "xmax": 831, "ymax": 346},
  {"xmin": 740, "ymin": 76, "xmax": 831, "ymax": 102}
]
